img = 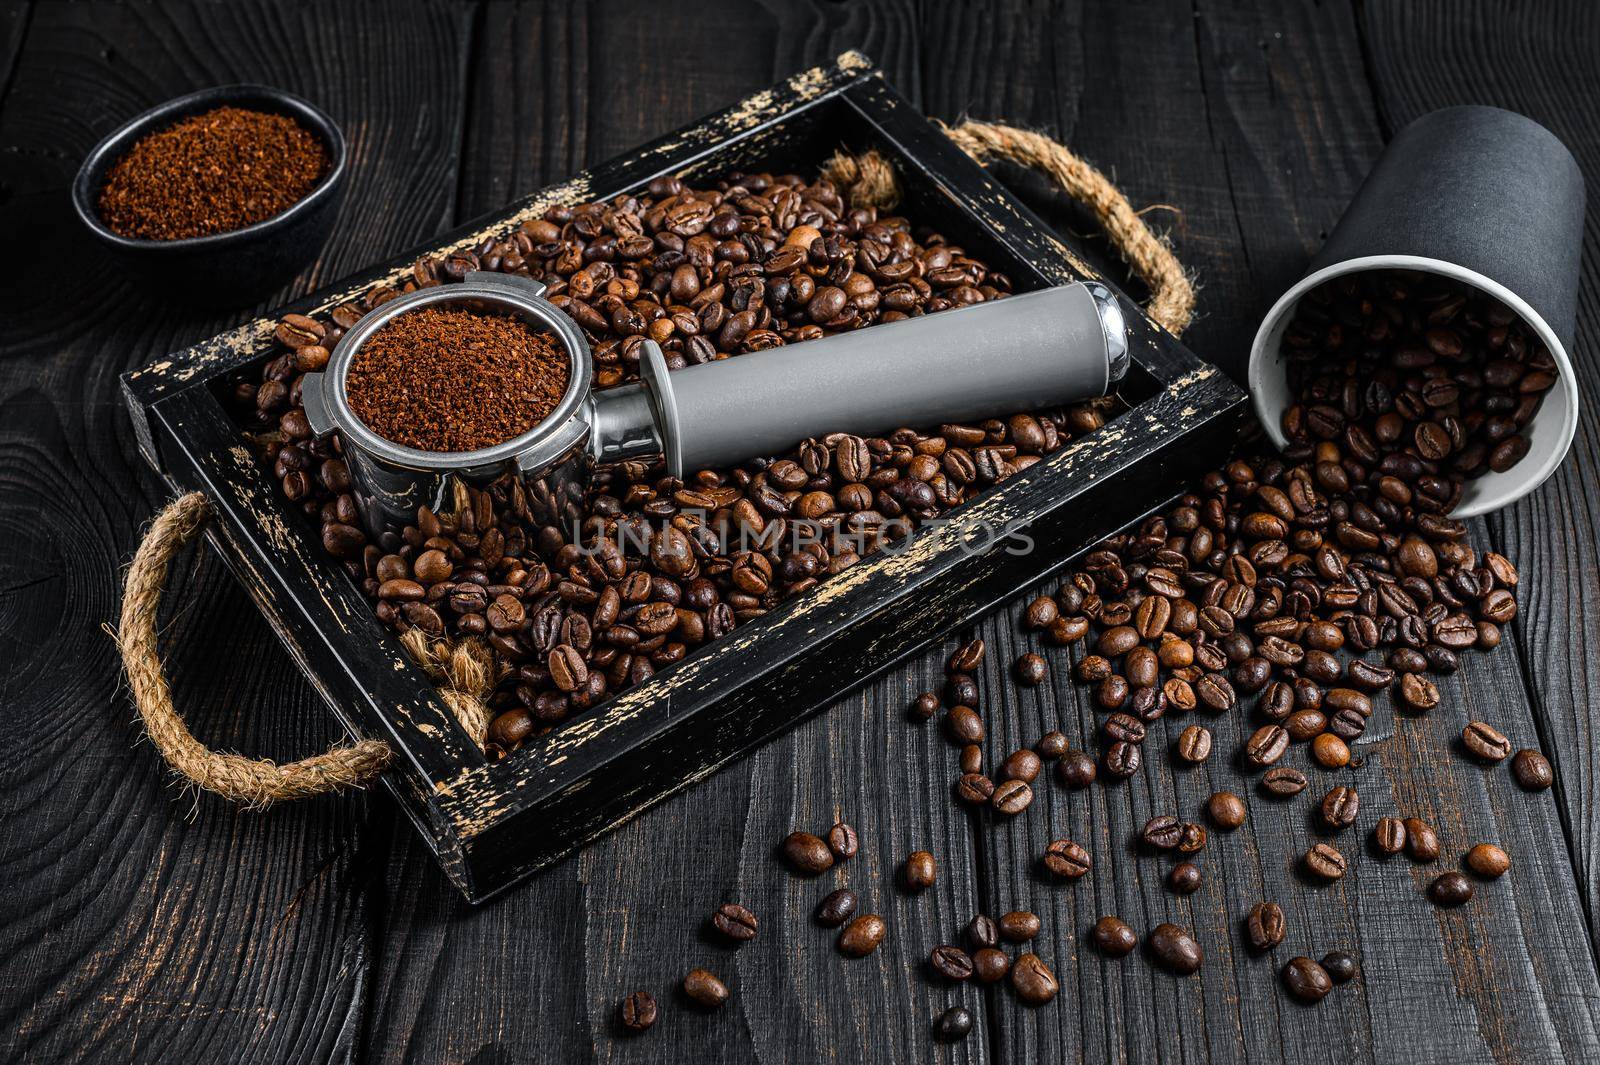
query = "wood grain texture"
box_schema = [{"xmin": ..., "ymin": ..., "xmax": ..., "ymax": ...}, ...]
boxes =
[
  {"xmin": 1360, "ymin": 0, "xmax": 1600, "ymax": 954},
  {"xmin": 0, "ymin": 1, "xmax": 471, "ymax": 1061}
]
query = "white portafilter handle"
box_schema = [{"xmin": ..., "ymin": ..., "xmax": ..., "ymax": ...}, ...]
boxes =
[{"xmin": 647, "ymin": 282, "xmax": 1127, "ymax": 477}]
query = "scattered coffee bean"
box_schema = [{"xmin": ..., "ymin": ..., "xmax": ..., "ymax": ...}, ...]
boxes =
[
  {"xmin": 999, "ymin": 911, "xmax": 1041, "ymax": 942},
  {"xmin": 1043, "ymin": 839, "xmax": 1092, "ymax": 880},
  {"xmin": 959, "ymin": 744, "xmax": 983, "ymax": 775},
  {"xmin": 903, "ymin": 851, "xmax": 937, "ymax": 891},
  {"xmin": 956, "ymin": 773, "xmax": 995, "ymax": 805},
  {"xmin": 992, "ymin": 778, "xmax": 1035, "ymax": 815},
  {"xmin": 1011, "ymin": 953, "xmax": 1059, "ymax": 1005},
  {"xmin": 1245, "ymin": 902, "xmax": 1286, "ymax": 951},
  {"xmin": 1320, "ymin": 786, "xmax": 1360, "ymax": 831},
  {"xmin": 1465, "ymin": 843, "xmax": 1510, "ymax": 879},
  {"xmin": 1177, "ymin": 822, "xmax": 1207, "ymax": 854},
  {"xmin": 1149, "ymin": 923, "xmax": 1203, "ymax": 975},
  {"xmin": 1462, "ymin": 721, "xmax": 1512, "ymax": 763},
  {"xmin": 1177, "ymin": 725, "xmax": 1213, "ymax": 764},
  {"xmin": 1312, "ymin": 732, "xmax": 1351, "ymax": 769},
  {"xmin": 1321, "ymin": 951, "xmax": 1358, "ymax": 984},
  {"xmin": 1092, "ymin": 916, "xmax": 1139, "ymax": 957},
  {"xmin": 973, "ymin": 947, "xmax": 1011, "ymax": 983},
  {"xmin": 712, "ymin": 902, "xmax": 759, "ymax": 942},
  {"xmin": 1246, "ymin": 725, "xmax": 1290, "ymax": 767},
  {"xmin": 1015, "ymin": 652, "xmax": 1048, "ymax": 686},
  {"xmin": 1035, "ymin": 731, "xmax": 1069, "ymax": 759},
  {"xmin": 1261, "ymin": 766, "xmax": 1308, "ymax": 798},
  {"xmin": 683, "ymin": 968, "xmax": 729, "ymax": 1009},
  {"xmin": 1283, "ymin": 957, "xmax": 1333, "ymax": 1003},
  {"xmin": 1397, "ymin": 673, "xmax": 1441, "ymax": 711},
  {"xmin": 1001, "ymin": 748, "xmax": 1043, "ymax": 783},
  {"xmin": 1208, "ymin": 791, "xmax": 1247, "ymax": 830},
  {"xmin": 620, "ymin": 990, "xmax": 657, "ymax": 1033},
  {"xmin": 1404, "ymin": 817, "xmax": 1440, "ymax": 862},
  {"xmin": 933, "ymin": 1005, "xmax": 974, "ymax": 1043},
  {"xmin": 838, "ymin": 914, "xmax": 887, "ymax": 957},
  {"xmin": 911, "ymin": 692, "xmax": 940, "ymax": 721},
  {"xmin": 930, "ymin": 945, "xmax": 975, "ymax": 982},
  {"xmin": 1168, "ymin": 862, "xmax": 1203, "ymax": 895},
  {"xmin": 1103, "ymin": 741, "xmax": 1142, "ymax": 778},
  {"xmin": 1143, "ymin": 815, "xmax": 1183, "ymax": 850},
  {"xmin": 945, "ymin": 706, "xmax": 985, "ymax": 745},
  {"xmin": 827, "ymin": 821, "xmax": 859, "ymax": 860},
  {"xmin": 965, "ymin": 914, "xmax": 999, "ymax": 950},
  {"xmin": 1429, "ymin": 871, "xmax": 1473, "ymax": 907},
  {"xmin": 782, "ymin": 832, "xmax": 834, "ymax": 875},
  {"xmin": 1374, "ymin": 817, "xmax": 1407, "ymax": 856},
  {"xmin": 1303, "ymin": 843, "xmax": 1347, "ymax": 881},
  {"xmin": 949, "ymin": 639, "xmax": 985, "ymax": 674},
  {"xmin": 801, "ymin": 881, "xmax": 856, "ymax": 927},
  {"xmin": 1057, "ymin": 750, "xmax": 1097, "ymax": 789},
  {"xmin": 1511, "ymin": 749, "xmax": 1554, "ymax": 791}
]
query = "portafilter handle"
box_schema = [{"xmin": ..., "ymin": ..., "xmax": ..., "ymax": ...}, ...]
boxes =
[{"xmin": 599, "ymin": 281, "xmax": 1128, "ymax": 478}]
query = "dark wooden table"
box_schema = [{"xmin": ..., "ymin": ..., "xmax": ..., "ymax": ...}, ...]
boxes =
[{"xmin": 3, "ymin": 2, "xmax": 1599, "ymax": 1062}]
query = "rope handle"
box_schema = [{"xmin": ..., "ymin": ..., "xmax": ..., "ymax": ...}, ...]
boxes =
[
  {"xmin": 116, "ymin": 491, "xmax": 393, "ymax": 805},
  {"xmin": 824, "ymin": 119, "xmax": 1195, "ymax": 338}
]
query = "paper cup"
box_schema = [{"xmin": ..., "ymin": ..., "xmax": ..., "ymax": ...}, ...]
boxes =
[{"xmin": 1248, "ymin": 106, "xmax": 1584, "ymax": 518}]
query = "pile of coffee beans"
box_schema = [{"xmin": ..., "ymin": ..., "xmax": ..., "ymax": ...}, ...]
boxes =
[
  {"xmin": 345, "ymin": 307, "xmax": 569, "ymax": 452},
  {"xmin": 99, "ymin": 106, "xmax": 328, "ymax": 240},
  {"xmin": 242, "ymin": 169, "xmax": 1114, "ymax": 752}
]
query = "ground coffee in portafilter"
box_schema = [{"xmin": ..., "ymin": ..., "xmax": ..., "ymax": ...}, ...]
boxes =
[
  {"xmin": 344, "ymin": 307, "xmax": 569, "ymax": 453},
  {"xmin": 99, "ymin": 106, "xmax": 328, "ymax": 241}
]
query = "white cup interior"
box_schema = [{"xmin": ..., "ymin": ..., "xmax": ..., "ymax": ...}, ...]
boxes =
[{"xmin": 1247, "ymin": 254, "xmax": 1580, "ymax": 518}]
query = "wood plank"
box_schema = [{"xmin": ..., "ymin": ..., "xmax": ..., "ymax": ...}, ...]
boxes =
[
  {"xmin": 1360, "ymin": 0, "xmax": 1600, "ymax": 955},
  {"xmin": 925, "ymin": 1, "xmax": 1600, "ymax": 1062},
  {"xmin": 0, "ymin": 2, "xmax": 473, "ymax": 1062},
  {"xmin": 361, "ymin": 3, "xmax": 996, "ymax": 1062}
]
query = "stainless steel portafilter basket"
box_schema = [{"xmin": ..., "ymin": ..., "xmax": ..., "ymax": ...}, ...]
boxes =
[{"xmin": 302, "ymin": 271, "xmax": 1129, "ymax": 544}]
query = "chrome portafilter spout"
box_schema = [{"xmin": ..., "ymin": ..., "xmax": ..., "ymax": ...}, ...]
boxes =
[{"xmin": 301, "ymin": 270, "xmax": 1128, "ymax": 548}]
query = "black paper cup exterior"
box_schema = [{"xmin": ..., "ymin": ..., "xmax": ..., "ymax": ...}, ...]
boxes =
[{"xmin": 1249, "ymin": 105, "xmax": 1584, "ymax": 517}]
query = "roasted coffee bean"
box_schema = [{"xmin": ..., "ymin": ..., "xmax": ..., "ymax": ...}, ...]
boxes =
[
  {"xmin": 1312, "ymin": 732, "xmax": 1351, "ymax": 769},
  {"xmin": 814, "ymin": 890, "xmax": 857, "ymax": 928},
  {"xmin": 1404, "ymin": 817, "xmax": 1440, "ymax": 862},
  {"xmin": 948, "ymin": 639, "xmax": 985, "ymax": 674},
  {"xmin": 1011, "ymin": 953, "xmax": 1059, "ymax": 1005},
  {"xmin": 620, "ymin": 990, "xmax": 657, "ymax": 1032},
  {"xmin": 946, "ymin": 673, "xmax": 980, "ymax": 708},
  {"xmin": 1283, "ymin": 957, "xmax": 1334, "ymax": 1004},
  {"xmin": 1286, "ymin": 709, "xmax": 1327, "ymax": 742},
  {"xmin": 911, "ymin": 692, "xmax": 940, "ymax": 721},
  {"xmin": 1015, "ymin": 652, "xmax": 1048, "ymax": 686},
  {"xmin": 1057, "ymin": 750, "xmax": 1097, "ymax": 789},
  {"xmin": 1303, "ymin": 843, "xmax": 1347, "ymax": 881},
  {"xmin": 1177, "ymin": 822, "xmax": 1207, "ymax": 854},
  {"xmin": 956, "ymin": 773, "xmax": 995, "ymax": 805},
  {"xmin": 683, "ymin": 968, "xmax": 729, "ymax": 1008},
  {"xmin": 1035, "ymin": 731, "xmax": 1069, "ymax": 759},
  {"xmin": 1428, "ymin": 871, "xmax": 1473, "ymax": 907},
  {"xmin": 1024, "ymin": 595, "xmax": 1060, "ymax": 629},
  {"xmin": 1261, "ymin": 766, "xmax": 1308, "ymax": 797},
  {"xmin": 1245, "ymin": 725, "xmax": 1290, "ymax": 767},
  {"xmin": 1143, "ymin": 815, "xmax": 1183, "ymax": 850},
  {"xmin": 903, "ymin": 850, "xmax": 938, "ymax": 891},
  {"xmin": 991, "ymin": 779, "xmax": 1034, "ymax": 816},
  {"xmin": 999, "ymin": 911, "xmax": 1041, "ymax": 942},
  {"xmin": 1397, "ymin": 673, "xmax": 1441, "ymax": 711},
  {"xmin": 827, "ymin": 821, "xmax": 859, "ymax": 860},
  {"xmin": 1044, "ymin": 839, "xmax": 1092, "ymax": 880},
  {"xmin": 1208, "ymin": 791, "xmax": 1247, "ymax": 830},
  {"xmin": 945, "ymin": 706, "xmax": 985, "ymax": 745},
  {"xmin": 1321, "ymin": 951, "xmax": 1359, "ymax": 985},
  {"xmin": 1149, "ymin": 922, "xmax": 1203, "ymax": 975},
  {"xmin": 950, "ymin": 945, "xmax": 1000, "ymax": 986},
  {"xmin": 930, "ymin": 945, "xmax": 975, "ymax": 982},
  {"xmin": 1177, "ymin": 724, "xmax": 1213, "ymax": 764},
  {"xmin": 1001, "ymin": 748, "xmax": 1043, "ymax": 783},
  {"xmin": 1374, "ymin": 817, "xmax": 1407, "ymax": 856},
  {"xmin": 933, "ymin": 1005, "xmax": 974, "ymax": 1043},
  {"xmin": 1462, "ymin": 721, "xmax": 1512, "ymax": 763},
  {"xmin": 1104, "ymin": 713, "xmax": 1147, "ymax": 745},
  {"xmin": 1092, "ymin": 915, "xmax": 1139, "ymax": 957},
  {"xmin": 1103, "ymin": 741, "xmax": 1141, "ymax": 779},
  {"xmin": 1511, "ymin": 749, "xmax": 1554, "ymax": 791},
  {"xmin": 1320, "ymin": 786, "xmax": 1360, "ymax": 831},
  {"xmin": 1168, "ymin": 861, "xmax": 1203, "ymax": 895},
  {"xmin": 965, "ymin": 914, "xmax": 1000, "ymax": 950},
  {"xmin": 838, "ymin": 914, "xmax": 887, "ymax": 957},
  {"xmin": 1245, "ymin": 902, "xmax": 1285, "ymax": 951},
  {"xmin": 782, "ymin": 832, "xmax": 834, "ymax": 875},
  {"xmin": 712, "ymin": 902, "xmax": 759, "ymax": 941},
  {"xmin": 959, "ymin": 744, "xmax": 983, "ymax": 775},
  {"xmin": 1465, "ymin": 843, "xmax": 1510, "ymax": 879}
]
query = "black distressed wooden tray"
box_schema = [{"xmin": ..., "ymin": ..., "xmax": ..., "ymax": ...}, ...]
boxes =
[{"xmin": 121, "ymin": 52, "xmax": 1247, "ymax": 903}]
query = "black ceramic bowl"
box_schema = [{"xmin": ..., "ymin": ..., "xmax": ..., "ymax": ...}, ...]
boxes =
[{"xmin": 71, "ymin": 84, "xmax": 346, "ymax": 306}]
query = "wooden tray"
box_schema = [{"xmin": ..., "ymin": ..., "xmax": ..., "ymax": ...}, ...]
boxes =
[{"xmin": 121, "ymin": 52, "xmax": 1247, "ymax": 903}]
